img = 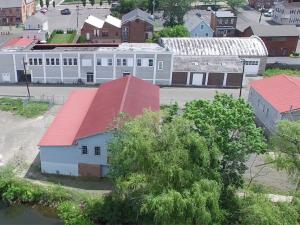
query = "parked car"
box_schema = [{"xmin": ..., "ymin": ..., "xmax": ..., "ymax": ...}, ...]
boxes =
[
  {"xmin": 61, "ymin": 8, "xmax": 71, "ymax": 15},
  {"xmin": 264, "ymin": 9, "xmax": 273, "ymax": 17},
  {"xmin": 40, "ymin": 7, "xmax": 48, "ymax": 14}
]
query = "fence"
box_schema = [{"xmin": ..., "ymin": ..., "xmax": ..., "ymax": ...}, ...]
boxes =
[{"xmin": 0, "ymin": 94, "xmax": 67, "ymax": 105}]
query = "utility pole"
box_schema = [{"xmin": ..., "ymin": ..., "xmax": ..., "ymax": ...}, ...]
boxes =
[
  {"xmin": 152, "ymin": 0, "xmax": 155, "ymax": 15},
  {"xmin": 23, "ymin": 57, "xmax": 31, "ymax": 99},
  {"xmin": 76, "ymin": 4, "xmax": 79, "ymax": 29},
  {"xmin": 239, "ymin": 59, "xmax": 245, "ymax": 98}
]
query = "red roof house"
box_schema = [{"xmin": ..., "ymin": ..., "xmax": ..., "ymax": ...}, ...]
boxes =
[
  {"xmin": 39, "ymin": 76, "xmax": 160, "ymax": 177},
  {"xmin": 248, "ymin": 75, "xmax": 300, "ymax": 134}
]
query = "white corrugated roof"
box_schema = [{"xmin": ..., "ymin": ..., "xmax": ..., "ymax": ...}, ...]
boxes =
[
  {"xmin": 160, "ymin": 36, "xmax": 268, "ymax": 56},
  {"xmin": 105, "ymin": 15, "xmax": 121, "ymax": 28},
  {"xmin": 85, "ymin": 15, "xmax": 104, "ymax": 28}
]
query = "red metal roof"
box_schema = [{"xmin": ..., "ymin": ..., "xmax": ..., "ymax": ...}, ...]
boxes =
[
  {"xmin": 2, "ymin": 38, "xmax": 33, "ymax": 49},
  {"xmin": 250, "ymin": 75, "xmax": 300, "ymax": 113},
  {"xmin": 39, "ymin": 76, "xmax": 160, "ymax": 146}
]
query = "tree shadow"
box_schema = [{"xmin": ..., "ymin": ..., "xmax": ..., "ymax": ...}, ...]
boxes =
[{"xmin": 24, "ymin": 153, "xmax": 113, "ymax": 192}]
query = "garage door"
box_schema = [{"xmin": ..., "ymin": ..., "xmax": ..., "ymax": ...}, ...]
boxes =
[
  {"xmin": 207, "ymin": 73, "xmax": 224, "ymax": 86},
  {"xmin": 243, "ymin": 58, "xmax": 260, "ymax": 75},
  {"xmin": 226, "ymin": 73, "xmax": 243, "ymax": 87},
  {"xmin": 172, "ymin": 72, "xmax": 188, "ymax": 85},
  {"xmin": 192, "ymin": 73, "xmax": 204, "ymax": 86},
  {"xmin": 78, "ymin": 163, "xmax": 101, "ymax": 177}
]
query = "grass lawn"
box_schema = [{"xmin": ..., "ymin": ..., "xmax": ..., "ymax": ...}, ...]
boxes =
[
  {"xmin": 48, "ymin": 33, "xmax": 76, "ymax": 44},
  {"xmin": 0, "ymin": 98, "xmax": 49, "ymax": 118},
  {"xmin": 264, "ymin": 68, "xmax": 300, "ymax": 77}
]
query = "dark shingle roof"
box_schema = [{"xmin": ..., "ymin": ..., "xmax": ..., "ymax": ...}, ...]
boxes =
[
  {"xmin": 184, "ymin": 15, "xmax": 212, "ymax": 32},
  {"xmin": 248, "ymin": 24, "xmax": 299, "ymax": 37},
  {"xmin": 122, "ymin": 8, "xmax": 154, "ymax": 25}
]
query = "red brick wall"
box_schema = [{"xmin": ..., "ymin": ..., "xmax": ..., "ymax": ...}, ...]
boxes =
[
  {"xmin": 81, "ymin": 22, "xmax": 121, "ymax": 43},
  {"xmin": 123, "ymin": 20, "xmax": 153, "ymax": 43}
]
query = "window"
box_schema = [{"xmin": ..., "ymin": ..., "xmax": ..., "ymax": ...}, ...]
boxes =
[
  {"xmin": 95, "ymin": 146, "xmax": 101, "ymax": 155},
  {"xmin": 73, "ymin": 58, "xmax": 77, "ymax": 65},
  {"xmin": 117, "ymin": 59, "xmax": 121, "ymax": 66},
  {"xmin": 46, "ymin": 58, "xmax": 50, "ymax": 65},
  {"xmin": 56, "ymin": 58, "xmax": 60, "ymax": 65},
  {"xmin": 97, "ymin": 58, "xmax": 102, "ymax": 66},
  {"xmin": 29, "ymin": 58, "xmax": 33, "ymax": 65},
  {"xmin": 137, "ymin": 59, "xmax": 142, "ymax": 66},
  {"xmin": 68, "ymin": 58, "xmax": 72, "ymax": 65},
  {"xmin": 102, "ymin": 31, "xmax": 108, "ymax": 37},
  {"xmin": 87, "ymin": 72, "xmax": 94, "ymax": 83},
  {"xmin": 51, "ymin": 58, "xmax": 55, "ymax": 65},
  {"xmin": 123, "ymin": 72, "xmax": 130, "ymax": 77},
  {"xmin": 148, "ymin": 59, "xmax": 153, "ymax": 67},
  {"xmin": 158, "ymin": 61, "xmax": 163, "ymax": 70},
  {"xmin": 63, "ymin": 58, "xmax": 67, "ymax": 65},
  {"xmin": 201, "ymin": 24, "xmax": 204, "ymax": 29},
  {"xmin": 122, "ymin": 59, "xmax": 127, "ymax": 66},
  {"xmin": 82, "ymin": 146, "xmax": 88, "ymax": 155},
  {"xmin": 108, "ymin": 58, "xmax": 113, "ymax": 66},
  {"xmin": 38, "ymin": 58, "xmax": 42, "ymax": 65},
  {"xmin": 33, "ymin": 58, "xmax": 38, "ymax": 65}
]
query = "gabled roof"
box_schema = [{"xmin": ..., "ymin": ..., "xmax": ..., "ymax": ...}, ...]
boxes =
[
  {"xmin": 2, "ymin": 38, "xmax": 34, "ymax": 49},
  {"xmin": 122, "ymin": 8, "xmax": 154, "ymax": 25},
  {"xmin": 213, "ymin": 11, "xmax": 236, "ymax": 18},
  {"xmin": 247, "ymin": 24, "xmax": 299, "ymax": 37},
  {"xmin": 84, "ymin": 15, "xmax": 121, "ymax": 29},
  {"xmin": 184, "ymin": 15, "xmax": 212, "ymax": 33},
  {"xmin": 160, "ymin": 36, "xmax": 268, "ymax": 56},
  {"xmin": 39, "ymin": 76, "xmax": 160, "ymax": 146},
  {"xmin": 250, "ymin": 75, "xmax": 300, "ymax": 113},
  {"xmin": 0, "ymin": 0, "xmax": 33, "ymax": 8},
  {"xmin": 84, "ymin": 15, "xmax": 105, "ymax": 29}
]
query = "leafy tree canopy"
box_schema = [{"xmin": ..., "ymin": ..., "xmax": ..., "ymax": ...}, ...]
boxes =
[
  {"xmin": 184, "ymin": 94, "xmax": 267, "ymax": 189},
  {"xmin": 108, "ymin": 112, "xmax": 224, "ymax": 225},
  {"xmin": 226, "ymin": 0, "xmax": 245, "ymax": 10}
]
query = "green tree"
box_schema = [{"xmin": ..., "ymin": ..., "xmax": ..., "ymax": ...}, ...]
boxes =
[
  {"xmin": 160, "ymin": 0, "xmax": 192, "ymax": 26},
  {"xmin": 82, "ymin": 0, "xmax": 87, "ymax": 7},
  {"xmin": 89, "ymin": 0, "xmax": 95, "ymax": 6},
  {"xmin": 40, "ymin": 0, "xmax": 44, "ymax": 7},
  {"xmin": 226, "ymin": 0, "xmax": 245, "ymax": 11},
  {"xmin": 159, "ymin": 25, "xmax": 190, "ymax": 37},
  {"xmin": 184, "ymin": 94, "xmax": 266, "ymax": 189},
  {"xmin": 107, "ymin": 0, "xmax": 111, "ymax": 5},
  {"xmin": 119, "ymin": 0, "xmax": 136, "ymax": 13},
  {"xmin": 100, "ymin": 0, "xmax": 103, "ymax": 6},
  {"xmin": 46, "ymin": 0, "xmax": 49, "ymax": 8},
  {"xmin": 53, "ymin": 1, "xmax": 55, "ymax": 7},
  {"xmin": 270, "ymin": 120, "xmax": 300, "ymax": 191},
  {"xmin": 108, "ymin": 112, "xmax": 224, "ymax": 224}
]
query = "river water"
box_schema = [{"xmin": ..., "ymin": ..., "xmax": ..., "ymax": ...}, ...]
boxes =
[{"xmin": 0, "ymin": 202, "xmax": 64, "ymax": 225}]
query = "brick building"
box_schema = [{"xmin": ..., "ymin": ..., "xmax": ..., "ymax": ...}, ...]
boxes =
[
  {"xmin": 0, "ymin": 0, "xmax": 35, "ymax": 26},
  {"xmin": 243, "ymin": 24, "xmax": 299, "ymax": 56},
  {"xmin": 210, "ymin": 11, "xmax": 237, "ymax": 37},
  {"xmin": 81, "ymin": 15, "xmax": 122, "ymax": 43},
  {"xmin": 121, "ymin": 8, "xmax": 154, "ymax": 43}
]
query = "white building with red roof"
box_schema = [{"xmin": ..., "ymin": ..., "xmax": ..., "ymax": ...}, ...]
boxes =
[
  {"xmin": 248, "ymin": 75, "xmax": 300, "ymax": 134},
  {"xmin": 39, "ymin": 76, "xmax": 160, "ymax": 177}
]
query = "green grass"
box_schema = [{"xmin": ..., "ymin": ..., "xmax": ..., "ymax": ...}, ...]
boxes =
[
  {"xmin": 0, "ymin": 98, "xmax": 49, "ymax": 118},
  {"xmin": 48, "ymin": 33, "xmax": 76, "ymax": 44},
  {"xmin": 264, "ymin": 68, "xmax": 300, "ymax": 77}
]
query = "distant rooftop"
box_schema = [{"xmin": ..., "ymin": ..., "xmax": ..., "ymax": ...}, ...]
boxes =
[
  {"xmin": 84, "ymin": 14, "xmax": 121, "ymax": 29},
  {"xmin": 122, "ymin": 8, "xmax": 154, "ymax": 25},
  {"xmin": 184, "ymin": 14, "xmax": 212, "ymax": 33},
  {"xmin": 248, "ymin": 24, "xmax": 299, "ymax": 37},
  {"xmin": 2, "ymin": 38, "xmax": 34, "ymax": 50},
  {"xmin": 160, "ymin": 37, "xmax": 268, "ymax": 56},
  {"xmin": 213, "ymin": 11, "xmax": 236, "ymax": 18}
]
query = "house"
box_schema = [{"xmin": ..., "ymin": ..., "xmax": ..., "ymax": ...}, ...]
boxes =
[
  {"xmin": 184, "ymin": 14, "xmax": 213, "ymax": 37},
  {"xmin": 23, "ymin": 13, "xmax": 48, "ymax": 42},
  {"xmin": 242, "ymin": 25, "xmax": 299, "ymax": 56},
  {"xmin": 248, "ymin": 75, "xmax": 300, "ymax": 134},
  {"xmin": 0, "ymin": 0, "xmax": 35, "ymax": 26},
  {"xmin": 39, "ymin": 76, "xmax": 160, "ymax": 177},
  {"xmin": 273, "ymin": 1, "xmax": 300, "ymax": 25},
  {"xmin": 121, "ymin": 8, "xmax": 154, "ymax": 43},
  {"xmin": 81, "ymin": 15, "xmax": 122, "ymax": 43},
  {"xmin": 160, "ymin": 37, "xmax": 268, "ymax": 86},
  {"xmin": 210, "ymin": 11, "xmax": 237, "ymax": 37},
  {"xmin": 248, "ymin": 0, "xmax": 274, "ymax": 9},
  {"xmin": 0, "ymin": 42, "xmax": 173, "ymax": 85}
]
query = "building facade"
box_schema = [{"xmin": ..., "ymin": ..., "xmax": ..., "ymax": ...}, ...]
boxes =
[
  {"xmin": 242, "ymin": 25, "xmax": 299, "ymax": 56},
  {"xmin": 210, "ymin": 11, "xmax": 237, "ymax": 37},
  {"xmin": 39, "ymin": 76, "xmax": 160, "ymax": 177},
  {"xmin": 248, "ymin": 0, "xmax": 275, "ymax": 9},
  {"xmin": 184, "ymin": 15, "xmax": 213, "ymax": 37},
  {"xmin": 273, "ymin": 1, "xmax": 300, "ymax": 25},
  {"xmin": 248, "ymin": 75, "xmax": 300, "ymax": 134},
  {"xmin": 81, "ymin": 15, "xmax": 122, "ymax": 43},
  {"xmin": 121, "ymin": 8, "xmax": 154, "ymax": 42},
  {"xmin": 0, "ymin": 0, "xmax": 35, "ymax": 26}
]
